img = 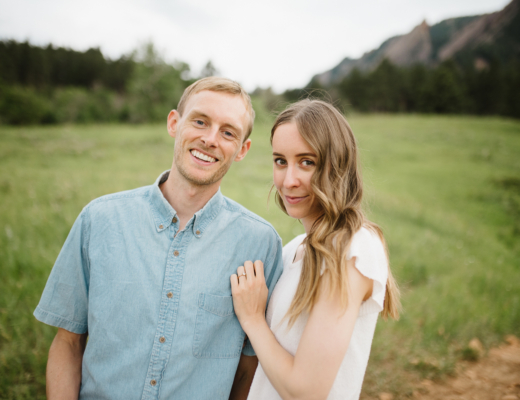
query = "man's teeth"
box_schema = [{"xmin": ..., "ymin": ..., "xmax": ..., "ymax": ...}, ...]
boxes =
[{"xmin": 191, "ymin": 150, "xmax": 216, "ymax": 163}]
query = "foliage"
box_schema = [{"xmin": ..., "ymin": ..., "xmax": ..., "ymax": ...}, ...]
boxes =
[
  {"xmin": 125, "ymin": 43, "xmax": 191, "ymax": 123},
  {"xmin": 306, "ymin": 58, "xmax": 520, "ymax": 118},
  {"xmin": 0, "ymin": 41, "xmax": 191, "ymax": 125},
  {"xmin": 0, "ymin": 85, "xmax": 52, "ymax": 125},
  {"xmin": 0, "ymin": 40, "xmax": 133, "ymax": 91}
]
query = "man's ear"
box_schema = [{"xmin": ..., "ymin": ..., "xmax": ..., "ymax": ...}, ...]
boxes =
[
  {"xmin": 234, "ymin": 139, "xmax": 252, "ymax": 162},
  {"xmin": 167, "ymin": 110, "xmax": 180, "ymax": 138}
]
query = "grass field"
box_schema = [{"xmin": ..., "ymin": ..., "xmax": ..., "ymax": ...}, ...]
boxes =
[{"xmin": 1, "ymin": 114, "xmax": 519, "ymax": 399}]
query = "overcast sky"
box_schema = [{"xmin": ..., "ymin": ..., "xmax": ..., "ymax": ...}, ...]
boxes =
[{"xmin": 0, "ymin": 0, "xmax": 511, "ymax": 92}]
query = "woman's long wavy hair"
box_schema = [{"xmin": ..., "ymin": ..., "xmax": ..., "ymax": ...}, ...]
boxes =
[{"xmin": 271, "ymin": 99, "xmax": 400, "ymax": 326}]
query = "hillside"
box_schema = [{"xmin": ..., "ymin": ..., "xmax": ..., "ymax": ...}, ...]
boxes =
[{"xmin": 313, "ymin": 0, "xmax": 520, "ymax": 86}]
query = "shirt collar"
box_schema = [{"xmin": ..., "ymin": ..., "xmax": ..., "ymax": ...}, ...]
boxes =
[{"xmin": 148, "ymin": 170, "xmax": 224, "ymax": 237}]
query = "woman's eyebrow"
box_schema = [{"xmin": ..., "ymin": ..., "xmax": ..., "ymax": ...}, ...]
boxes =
[
  {"xmin": 272, "ymin": 152, "xmax": 285, "ymax": 156},
  {"xmin": 295, "ymin": 152, "xmax": 317, "ymax": 157}
]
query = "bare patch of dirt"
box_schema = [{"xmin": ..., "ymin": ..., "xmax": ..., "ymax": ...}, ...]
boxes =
[{"xmin": 407, "ymin": 335, "xmax": 520, "ymax": 400}]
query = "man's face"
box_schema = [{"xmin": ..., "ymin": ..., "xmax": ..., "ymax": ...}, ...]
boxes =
[{"xmin": 168, "ymin": 90, "xmax": 251, "ymax": 187}]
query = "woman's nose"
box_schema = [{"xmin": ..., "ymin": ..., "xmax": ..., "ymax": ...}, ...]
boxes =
[{"xmin": 284, "ymin": 165, "xmax": 300, "ymax": 188}]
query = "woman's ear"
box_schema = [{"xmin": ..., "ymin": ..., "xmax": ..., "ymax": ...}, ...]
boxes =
[{"xmin": 167, "ymin": 110, "xmax": 180, "ymax": 138}]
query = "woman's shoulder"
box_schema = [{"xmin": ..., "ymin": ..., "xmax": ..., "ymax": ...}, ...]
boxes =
[
  {"xmin": 348, "ymin": 226, "xmax": 386, "ymax": 261},
  {"xmin": 348, "ymin": 226, "xmax": 388, "ymax": 314}
]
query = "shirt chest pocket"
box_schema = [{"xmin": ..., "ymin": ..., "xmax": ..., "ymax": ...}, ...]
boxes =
[{"xmin": 193, "ymin": 293, "xmax": 245, "ymax": 359}]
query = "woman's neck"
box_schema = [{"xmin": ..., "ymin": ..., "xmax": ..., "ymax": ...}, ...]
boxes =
[{"xmin": 301, "ymin": 213, "xmax": 319, "ymax": 235}]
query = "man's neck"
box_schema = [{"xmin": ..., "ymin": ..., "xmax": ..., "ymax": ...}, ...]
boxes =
[{"xmin": 160, "ymin": 166, "xmax": 220, "ymax": 231}]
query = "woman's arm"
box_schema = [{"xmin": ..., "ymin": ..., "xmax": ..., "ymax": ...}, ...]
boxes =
[{"xmin": 231, "ymin": 259, "xmax": 372, "ymax": 400}]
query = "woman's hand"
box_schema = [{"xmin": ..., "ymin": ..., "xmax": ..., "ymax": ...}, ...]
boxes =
[{"xmin": 231, "ymin": 260, "xmax": 268, "ymax": 334}]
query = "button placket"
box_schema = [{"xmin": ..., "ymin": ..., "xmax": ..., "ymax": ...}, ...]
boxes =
[{"xmin": 141, "ymin": 230, "xmax": 189, "ymax": 400}]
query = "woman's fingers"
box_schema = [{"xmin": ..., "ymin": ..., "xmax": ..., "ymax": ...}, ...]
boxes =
[
  {"xmin": 230, "ymin": 273, "xmax": 239, "ymax": 292},
  {"xmin": 236, "ymin": 265, "xmax": 246, "ymax": 283},
  {"xmin": 253, "ymin": 260, "xmax": 264, "ymax": 282},
  {"xmin": 244, "ymin": 261, "xmax": 255, "ymax": 281},
  {"xmin": 234, "ymin": 260, "xmax": 265, "ymax": 288}
]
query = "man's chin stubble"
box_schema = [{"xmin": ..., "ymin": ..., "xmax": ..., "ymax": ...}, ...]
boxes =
[{"xmin": 175, "ymin": 160, "xmax": 229, "ymax": 187}]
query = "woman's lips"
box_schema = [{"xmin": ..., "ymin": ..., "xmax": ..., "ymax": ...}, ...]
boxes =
[{"xmin": 284, "ymin": 195, "xmax": 309, "ymax": 205}]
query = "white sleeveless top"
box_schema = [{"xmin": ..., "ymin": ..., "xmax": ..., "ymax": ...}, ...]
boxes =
[{"xmin": 247, "ymin": 227, "xmax": 388, "ymax": 400}]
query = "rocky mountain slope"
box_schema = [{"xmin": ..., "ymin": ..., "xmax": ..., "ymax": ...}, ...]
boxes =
[{"xmin": 313, "ymin": 0, "xmax": 520, "ymax": 86}]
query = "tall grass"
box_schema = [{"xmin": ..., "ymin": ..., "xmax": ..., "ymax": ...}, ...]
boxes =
[{"xmin": 0, "ymin": 115, "xmax": 519, "ymax": 399}]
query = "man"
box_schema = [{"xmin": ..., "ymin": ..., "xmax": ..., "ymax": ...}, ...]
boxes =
[{"xmin": 34, "ymin": 77, "xmax": 283, "ymax": 399}]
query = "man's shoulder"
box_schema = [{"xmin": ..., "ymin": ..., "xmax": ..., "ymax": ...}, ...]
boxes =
[
  {"xmin": 221, "ymin": 196, "xmax": 280, "ymax": 239},
  {"xmin": 84, "ymin": 185, "xmax": 151, "ymax": 214}
]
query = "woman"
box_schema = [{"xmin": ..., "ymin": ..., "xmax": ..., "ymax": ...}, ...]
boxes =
[{"xmin": 230, "ymin": 99, "xmax": 400, "ymax": 400}]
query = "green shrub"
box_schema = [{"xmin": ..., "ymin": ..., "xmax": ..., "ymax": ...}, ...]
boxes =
[{"xmin": 0, "ymin": 86, "xmax": 51, "ymax": 125}]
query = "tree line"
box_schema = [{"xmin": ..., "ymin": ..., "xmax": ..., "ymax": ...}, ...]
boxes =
[
  {"xmin": 1, "ymin": 40, "xmax": 520, "ymax": 124},
  {"xmin": 283, "ymin": 59, "xmax": 520, "ymax": 119},
  {"xmin": 0, "ymin": 40, "xmax": 194, "ymax": 124}
]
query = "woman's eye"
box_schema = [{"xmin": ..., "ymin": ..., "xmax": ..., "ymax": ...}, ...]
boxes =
[
  {"xmin": 274, "ymin": 158, "xmax": 286, "ymax": 166},
  {"xmin": 302, "ymin": 159, "xmax": 315, "ymax": 166}
]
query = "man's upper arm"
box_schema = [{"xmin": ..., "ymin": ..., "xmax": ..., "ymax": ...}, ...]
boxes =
[
  {"xmin": 242, "ymin": 229, "xmax": 283, "ymax": 357},
  {"xmin": 34, "ymin": 207, "xmax": 91, "ymax": 334},
  {"xmin": 264, "ymin": 231, "xmax": 284, "ymax": 295}
]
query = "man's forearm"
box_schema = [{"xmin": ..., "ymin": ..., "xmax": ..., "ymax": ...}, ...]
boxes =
[
  {"xmin": 229, "ymin": 354, "xmax": 258, "ymax": 400},
  {"xmin": 47, "ymin": 329, "xmax": 87, "ymax": 400}
]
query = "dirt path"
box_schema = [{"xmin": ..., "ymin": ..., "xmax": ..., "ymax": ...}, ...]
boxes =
[{"xmin": 379, "ymin": 335, "xmax": 520, "ymax": 400}]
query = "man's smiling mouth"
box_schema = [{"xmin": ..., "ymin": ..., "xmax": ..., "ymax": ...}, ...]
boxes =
[{"xmin": 190, "ymin": 150, "xmax": 217, "ymax": 163}]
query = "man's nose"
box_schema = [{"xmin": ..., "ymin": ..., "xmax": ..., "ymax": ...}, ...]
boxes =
[
  {"xmin": 201, "ymin": 126, "xmax": 219, "ymax": 147},
  {"xmin": 283, "ymin": 165, "xmax": 300, "ymax": 188}
]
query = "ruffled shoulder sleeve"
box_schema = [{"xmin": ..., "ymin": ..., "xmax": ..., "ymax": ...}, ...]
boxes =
[{"xmin": 347, "ymin": 227, "xmax": 388, "ymax": 316}]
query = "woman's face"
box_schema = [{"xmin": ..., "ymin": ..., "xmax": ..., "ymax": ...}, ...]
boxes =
[{"xmin": 272, "ymin": 122, "xmax": 322, "ymax": 231}]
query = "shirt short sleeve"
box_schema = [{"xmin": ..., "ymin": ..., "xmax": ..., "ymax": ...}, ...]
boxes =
[
  {"xmin": 33, "ymin": 206, "xmax": 91, "ymax": 334},
  {"xmin": 347, "ymin": 227, "xmax": 388, "ymax": 316},
  {"xmin": 242, "ymin": 229, "xmax": 284, "ymax": 357}
]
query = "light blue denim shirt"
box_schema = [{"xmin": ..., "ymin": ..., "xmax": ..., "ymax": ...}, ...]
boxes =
[{"xmin": 34, "ymin": 171, "xmax": 283, "ymax": 400}]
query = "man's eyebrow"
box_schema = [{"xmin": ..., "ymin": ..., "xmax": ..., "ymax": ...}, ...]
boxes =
[
  {"xmin": 187, "ymin": 109, "xmax": 210, "ymax": 120},
  {"xmin": 188, "ymin": 109, "xmax": 242, "ymax": 134},
  {"xmin": 221, "ymin": 122, "xmax": 241, "ymax": 134}
]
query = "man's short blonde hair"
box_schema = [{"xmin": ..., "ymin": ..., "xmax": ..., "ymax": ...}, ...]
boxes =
[{"xmin": 177, "ymin": 77, "xmax": 255, "ymax": 140}]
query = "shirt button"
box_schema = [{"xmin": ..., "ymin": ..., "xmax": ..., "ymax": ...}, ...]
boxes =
[
  {"xmin": 172, "ymin": 217, "xmax": 178, "ymax": 223},
  {"xmin": 174, "ymin": 250, "xmax": 179, "ymax": 256},
  {"xmin": 196, "ymin": 230, "xmax": 200, "ymax": 235},
  {"xmin": 167, "ymin": 292, "xmax": 173, "ymax": 298},
  {"xmin": 150, "ymin": 379, "xmax": 157, "ymax": 386},
  {"xmin": 159, "ymin": 336, "xmax": 166, "ymax": 343},
  {"xmin": 159, "ymin": 224, "xmax": 163, "ymax": 229}
]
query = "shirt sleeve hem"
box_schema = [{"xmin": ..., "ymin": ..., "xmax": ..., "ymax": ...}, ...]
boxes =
[
  {"xmin": 34, "ymin": 307, "xmax": 88, "ymax": 334},
  {"xmin": 241, "ymin": 341, "xmax": 256, "ymax": 357}
]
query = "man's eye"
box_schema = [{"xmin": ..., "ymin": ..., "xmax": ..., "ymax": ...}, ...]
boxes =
[
  {"xmin": 274, "ymin": 158, "xmax": 286, "ymax": 166},
  {"xmin": 223, "ymin": 131, "xmax": 233, "ymax": 137},
  {"xmin": 195, "ymin": 120, "xmax": 204, "ymax": 126}
]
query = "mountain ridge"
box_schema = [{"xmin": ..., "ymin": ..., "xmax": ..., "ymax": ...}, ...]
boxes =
[{"xmin": 312, "ymin": 0, "xmax": 520, "ymax": 87}]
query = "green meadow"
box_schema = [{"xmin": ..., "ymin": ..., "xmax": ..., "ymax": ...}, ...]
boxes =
[{"xmin": 1, "ymin": 114, "xmax": 519, "ymax": 399}]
